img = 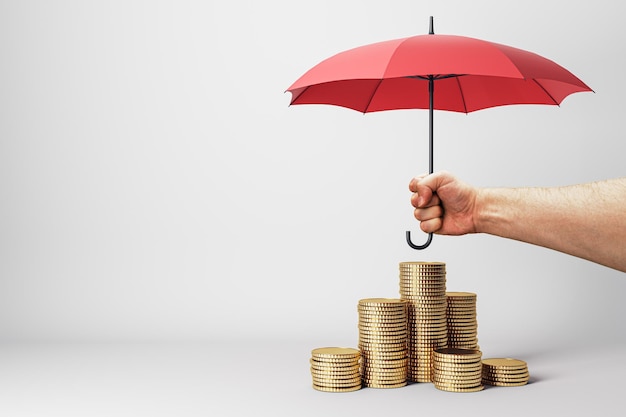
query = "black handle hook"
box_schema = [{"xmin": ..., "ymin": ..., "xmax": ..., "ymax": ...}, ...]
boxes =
[{"xmin": 406, "ymin": 231, "xmax": 433, "ymax": 250}]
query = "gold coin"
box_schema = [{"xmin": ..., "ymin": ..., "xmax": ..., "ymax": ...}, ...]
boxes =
[
  {"xmin": 310, "ymin": 359, "xmax": 360, "ymax": 366},
  {"xmin": 310, "ymin": 366, "xmax": 360, "ymax": 374},
  {"xmin": 399, "ymin": 285, "xmax": 446, "ymax": 290},
  {"xmin": 433, "ymin": 370, "xmax": 482, "ymax": 379},
  {"xmin": 359, "ymin": 337, "xmax": 407, "ymax": 344},
  {"xmin": 433, "ymin": 378, "xmax": 483, "ymax": 388},
  {"xmin": 410, "ymin": 322, "xmax": 448, "ymax": 328},
  {"xmin": 410, "ymin": 331, "xmax": 449, "ymax": 338},
  {"xmin": 359, "ymin": 326, "xmax": 407, "ymax": 333},
  {"xmin": 447, "ymin": 336, "xmax": 479, "ymax": 342},
  {"xmin": 313, "ymin": 373, "xmax": 362, "ymax": 382},
  {"xmin": 363, "ymin": 377, "xmax": 408, "ymax": 385},
  {"xmin": 483, "ymin": 376, "xmax": 530, "ymax": 385},
  {"xmin": 434, "ymin": 347, "xmax": 481, "ymax": 356},
  {"xmin": 361, "ymin": 366, "xmax": 408, "ymax": 373},
  {"xmin": 410, "ymin": 326, "xmax": 448, "ymax": 332},
  {"xmin": 359, "ymin": 333, "xmax": 407, "ymax": 340},
  {"xmin": 401, "ymin": 281, "xmax": 446, "ymax": 286},
  {"xmin": 361, "ymin": 360, "xmax": 408, "ymax": 367},
  {"xmin": 361, "ymin": 352, "xmax": 408, "ymax": 363},
  {"xmin": 358, "ymin": 302, "xmax": 407, "ymax": 308},
  {"xmin": 481, "ymin": 358, "xmax": 527, "ymax": 369},
  {"xmin": 358, "ymin": 302, "xmax": 407, "ymax": 309},
  {"xmin": 434, "ymin": 383, "xmax": 484, "ymax": 393},
  {"xmin": 446, "ymin": 310, "xmax": 477, "ymax": 315},
  {"xmin": 312, "ymin": 347, "xmax": 360, "ymax": 358},
  {"xmin": 310, "ymin": 355, "xmax": 360, "ymax": 363},
  {"xmin": 361, "ymin": 355, "xmax": 408, "ymax": 362},
  {"xmin": 400, "ymin": 283, "xmax": 446, "ymax": 289},
  {"xmin": 433, "ymin": 368, "xmax": 482, "ymax": 376},
  {"xmin": 362, "ymin": 372, "xmax": 406, "ymax": 384},
  {"xmin": 483, "ymin": 380, "xmax": 528, "ymax": 387},
  {"xmin": 482, "ymin": 369, "xmax": 529, "ymax": 377},
  {"xmin": 446, "ymin": 291, "xmax": 476, "ymax": 297},
  {"xmin": 359, "ymin": 316, "xmax": 407, "ymax": 323},
  {"xmin": 434, "ymin": 366, "xmax": 482, "ymax": 374},
  {"xmin": 447, "ymin": 322, "xmax": 478, "ymax": 327},
  {"xmin": 359, "ymin": 310, "xmax": 407, "ymax": 316},
  {"xmin": 360, "ymin": 353, "xmax": 407, "ymax": 361},
  {"xmin": 359, "ymin": 341, "xmax": 406, "ymax": 348},
  {"xmin": 358, "ymin": 330, "xmax": 408, "ymax": 338},
  {"xmin": 433, "ymin": 357, "xmax": 482, "ymax": 366},
  {"xmin": 311, "ymin": 369, "xmax": 360, "ymax": 378},
  {"xmin": 447, "ymin": 342, "xmax": 480, "ymax": 348},
  {"xmin": 405, "ymin": 302, "xmax": 447, "ymax": 308},
  {"xmin": 312, "ymin": 384, "xmax": 362, "ymax": 393},
  {"xmin": 446, "ymin": 315, "xmax": 477, "ymax": 321},
  {"xmin": 408, "ymin": 314, "xmax": 447, "ymax": 320},
  {"xmin": 310, "ymin": 361, "xmax": 360, "ymax": 369},
  {"xmin": 447, "ymin": 337, "xmax": 479, "ymax": 344},
  {"xmin": 359, "ymin": 297, "xmax": 407, "ymax": 304},
  {"xmin": 363, "ymin": 381, "xmax": 408, "ymax": 389}
]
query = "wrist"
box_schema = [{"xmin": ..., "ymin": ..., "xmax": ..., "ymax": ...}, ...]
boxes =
[{"xmin": 473, "ymin": 187, "xmax": 497, "ymax": 235}]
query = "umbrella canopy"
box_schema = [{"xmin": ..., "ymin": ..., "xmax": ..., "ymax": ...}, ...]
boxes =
[
  {"xmin": 286, "ymin": 17, "xmax": 592, "ymax": 249},
  {"xmin": 287, "ymin": 32, "xmax": 591, "ymax": 113}
]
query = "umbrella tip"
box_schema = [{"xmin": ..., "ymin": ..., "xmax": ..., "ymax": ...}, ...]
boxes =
[{"xmin": 429, "ymin": 16, "xmax": 434, "ymax": 34}]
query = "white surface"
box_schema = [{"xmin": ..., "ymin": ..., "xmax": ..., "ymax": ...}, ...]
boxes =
[{"xmin": 0, "ymin": 340, "xmax": 624, "ymax": 417}]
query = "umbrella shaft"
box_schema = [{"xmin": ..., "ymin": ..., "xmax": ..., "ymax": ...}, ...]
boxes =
[{"xmin": 429, "ymin": 76, "xmax": 434, "ymax": 174}]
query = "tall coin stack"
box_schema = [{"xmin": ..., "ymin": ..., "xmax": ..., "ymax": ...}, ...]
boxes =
[
  {"xmin": 357, "ymin": 298, "xmax": 408, "ymax": 388},
  {"xmin": 446, "ymin": 292, "xmax": 479, "ymax": 350},
  {"xmin": 432, "ymin": 348, "xmax": 484, "ymax": 392},
  {"xmin": 399, "ymin": 262, "xmax": 447, "ymax": 383},
  {"xmin": 310, "ymin": 347, "xmax": 362, "ymax": 392}
]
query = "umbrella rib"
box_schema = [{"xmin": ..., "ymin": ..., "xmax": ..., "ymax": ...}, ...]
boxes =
[
  {"xmin": 363, "ymin": 78, "xmax": 384, "ymax": 113},
  {"xmin": 532, "ymin": 79, "xmax": 559, "ymax": 106},
  {"xmin": 454, "ymin": 76, "xmax": 469, "ymax": 113}
]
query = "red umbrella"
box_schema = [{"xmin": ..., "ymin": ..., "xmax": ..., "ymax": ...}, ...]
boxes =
[{"xmin": 286, "ymin": 17, "xmax": 592, "ymax": 249}]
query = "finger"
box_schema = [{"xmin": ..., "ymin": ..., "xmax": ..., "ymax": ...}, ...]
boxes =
[
  {"xmin": 413, "ymin": 205, "xmax": 443, "ymax": 222},
  {"xmin": 408, "ymin": 173, "xmax": 429, "ymax": 192},
  {"xmin": 419, "ymin": 217, "xmax": 443, "ymax": 234},
  {"xmin": 418, "ymin": 171, "xmax": 453, "ymax": 196},
  {"xmin": 411, "ymin": 192, "xmax": 441, "ymax": 209}
]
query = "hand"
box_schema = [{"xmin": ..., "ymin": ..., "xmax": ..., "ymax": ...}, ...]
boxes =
[{"xmin": 409, "ymin": 171, "xmax": 478, "ymax": 235}]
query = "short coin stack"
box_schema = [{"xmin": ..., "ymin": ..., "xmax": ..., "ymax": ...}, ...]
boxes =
[
  {"xmin": 446, "ymin": 292, "xmax": 479, "ymax": 350},
  {"xmin": 399, "ymin": 262, "xmax": 448, "ymax": 382},
  {"xmin": 357, "ymin": 298, "xmax": 408, "ymax": 388},
  {"xmin": 432, "ymin": 348, "xmax": 484, "ymax": 392},
  {"xmin": 482, "ymin": 358, "xmax": 530, "ymax": 387},
  {"xmin": 310, "ymin": 347, "xmax": 362, "ymax": 392}
]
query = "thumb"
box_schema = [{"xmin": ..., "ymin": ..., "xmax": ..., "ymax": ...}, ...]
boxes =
[{"xmin": 416, "ymin": 171, "xmax": 452, "ymax": 207}]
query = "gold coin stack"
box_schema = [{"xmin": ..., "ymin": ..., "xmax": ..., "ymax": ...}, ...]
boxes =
[
  {"xmin": 399, "ymin": 262, "xmax": 447, "ymax": 382},
  {"xmin": 357, "ymin": 298, "xmax": 408, "ymax": 389},
  {"xmin": 432, "ymin": 347, "xmax": 484, "ymax": 392},
  {"xmin": 482, "ymin": 358, "xmax": 530, "ymax": 387},
  {"xmin": 446, "ymin": 292, "xmax": 479, "ymax": 350},
  {"xmin": 310, "ymin": 347, "xmax": 362, "ymax": 392}
]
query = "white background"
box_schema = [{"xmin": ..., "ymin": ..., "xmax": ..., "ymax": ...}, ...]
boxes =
[{"xmin": 0, "ymin": 1, "xmax": 624, "ymax": 416}]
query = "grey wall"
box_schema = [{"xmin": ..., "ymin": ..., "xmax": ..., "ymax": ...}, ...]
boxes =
[{"xmin": 1, "ymin": 0, "xmax": 624, "ymax": 344}]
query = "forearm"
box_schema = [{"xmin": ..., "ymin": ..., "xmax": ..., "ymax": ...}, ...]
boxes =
[{"xmin": 474, "ymin": 179, "xmax": 626, "ymax": 272}]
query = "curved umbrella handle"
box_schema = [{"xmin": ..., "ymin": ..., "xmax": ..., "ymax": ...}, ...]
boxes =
[{"xmin": 406, "ymin": 231, "xmax": 433, "ymax": 250}]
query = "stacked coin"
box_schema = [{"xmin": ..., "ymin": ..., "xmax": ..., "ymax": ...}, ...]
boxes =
[
  {"xmin": 446, "ymin": 292, "xmax": 479, "ymax": 350},
  {"xmin": 399, "ymin": 262, "xmax": 447, "ymax": 382},
  {"xmin": 357, "ymin": 298, "xmax": 408, "ymax": 388},
  {"xmin": 432, "ymin": 348, "xmax": 484, "ymax": 392},
  {"xmin": 482, "ymin": 358, "xmax": 530, "ymax": 387},
  {"xmin": 310, "ymin": 347, "xmax": 362, "ymax": 392}
]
